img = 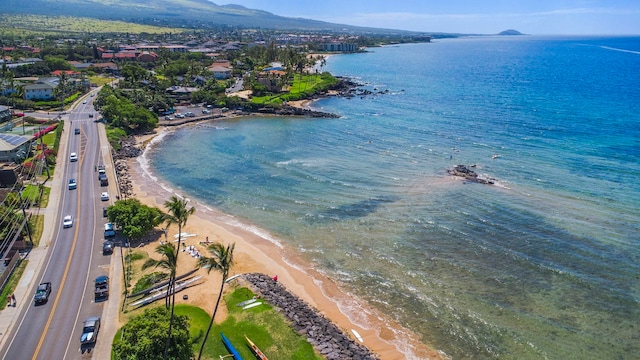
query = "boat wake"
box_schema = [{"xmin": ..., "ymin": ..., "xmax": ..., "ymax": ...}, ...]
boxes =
[{"xmin": 598, "ymin": 45, "xmax": 640, "ymax": 55}]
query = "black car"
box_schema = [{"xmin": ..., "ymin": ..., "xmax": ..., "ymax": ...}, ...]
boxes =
[
  {"xmin": 74, "ymin": 128, "xmax": 80, "ymax": 134},
  {"xmin": 34, "ymin": 282, "xmax": 52, "ymax": 305},
  {"xmin": 102, "ymin": 207, "xmax": 108, "ymax": 217},
  {"xmin": 102, "ymin": 240, "xmax": 114, "ymax": 255},
  {"xmin": 94, "ymin": 275, "xmax": 109, "ymax": 299}
]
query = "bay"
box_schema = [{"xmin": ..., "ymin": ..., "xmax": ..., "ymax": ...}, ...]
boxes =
[{"xmin": 147, "ymin": 36, "xmax": 640, "ymax": 359}]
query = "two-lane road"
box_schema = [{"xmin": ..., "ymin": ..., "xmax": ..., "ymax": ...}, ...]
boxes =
[{"xmin": 1, "ymin": 97, "xmax": 114, "ymax": 360}]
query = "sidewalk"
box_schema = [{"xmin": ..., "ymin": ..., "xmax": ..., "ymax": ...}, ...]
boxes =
[
  {"xmin": 0, "ymin": 119, "xmax": 67, "ymax": 351},
  {"xmin": 93, "ymin": 122, "xmax": 123, "ymax": 360}
]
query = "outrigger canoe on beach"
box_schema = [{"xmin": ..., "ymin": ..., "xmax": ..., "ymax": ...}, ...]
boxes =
[
  {"xmin": 221, "ymin": 333, "xmax": 244, "ymax": 360},
  {"xmin": 244, "ymin": 335, "xmax": 269, "ymax": 360}
]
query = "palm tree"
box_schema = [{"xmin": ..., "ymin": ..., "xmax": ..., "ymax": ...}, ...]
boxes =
[
  {"xmin": 196, "ymin": 242, "xmax": 236, "ymax": 360},
  {"xmin": 142, "ymin": 242, "xmax": 179, "ymax": 360},
  {"xmin": 162, "ymin": 196, "xmax": 195, "ymax": 305},
  {"xmin": 160, "ymin": 196, "xmax": 194, "ymax": 360}
]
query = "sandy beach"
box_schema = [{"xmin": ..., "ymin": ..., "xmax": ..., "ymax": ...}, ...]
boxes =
[{"xmin": 125, "ymin": 126, "xmax": 443, "ymax": 360}]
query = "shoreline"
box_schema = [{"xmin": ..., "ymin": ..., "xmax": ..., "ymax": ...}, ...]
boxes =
[{"xmin": 126, "ymin": 126, "xmax": 443, "ymax": 360}]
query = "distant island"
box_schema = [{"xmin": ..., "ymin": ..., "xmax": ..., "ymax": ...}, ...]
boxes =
[{"xmin": 498, "ymin": 29, "xmax": 524, "ymax": 35}]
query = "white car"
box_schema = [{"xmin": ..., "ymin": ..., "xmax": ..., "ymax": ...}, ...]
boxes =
[
  {"xmin": 63, "ymin": 215, "xmax": 73, "ymax": 228},
  {"xmin": 100, "ymin": 192, "xmax": 109, "ymax": 201},
  {"xmin": 68, "ymin": 178, "xmax": 77, "ymax": 190},
  {"xmin": 69, "ymin": 152, "xmax": 78, "ymax": 162}
]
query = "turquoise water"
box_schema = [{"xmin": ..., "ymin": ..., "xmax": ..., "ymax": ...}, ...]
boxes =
[{"xmin": 147, "ymin": 36, "xmax": 640, "ymax": 359}]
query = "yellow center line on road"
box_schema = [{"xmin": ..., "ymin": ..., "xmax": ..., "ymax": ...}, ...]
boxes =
[{"xmin": 32, "ymin": 133, "xmax": 86, "ymax": 360}]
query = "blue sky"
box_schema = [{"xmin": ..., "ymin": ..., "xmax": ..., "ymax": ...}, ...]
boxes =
[{"xmin": 219, "ymin": 1, "xmax": 640, "ymax": 35}]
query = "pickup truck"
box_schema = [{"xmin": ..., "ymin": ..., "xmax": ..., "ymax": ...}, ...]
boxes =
[
  {"xmin": 98, "ymin": 173, "xmax": 108, "ymax": 186},
  {"xmin": 80, "ymin": 316, "xmax": 100, "ymax": 344},
  {"xmin": 34, "ymin": 282, "xmax": 52, "ymax": 305},
  {"xmin": 97, "ymin": 165, "xmax": 108, "ymax": 186},
  {"xmin": 94, "ymin": 276, "xmax": 109, "ymax": 299}
]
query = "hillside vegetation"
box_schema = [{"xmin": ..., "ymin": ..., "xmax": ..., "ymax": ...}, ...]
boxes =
[
  {"xmin": 0, "ymin": 0, "xmax": 414, "ymax": 34},
  {"xmin": 0, "ymin": 15, "xmax": 185, "ymax": 34}
]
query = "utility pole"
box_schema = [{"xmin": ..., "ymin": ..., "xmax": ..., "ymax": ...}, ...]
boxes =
[
  {"xmin": 21, "ymin": 205, "xmax": 33, "ymax": 245},
  {"xmin": 40, "ymin": 127, "xmax": 50, "ymax": 181}
]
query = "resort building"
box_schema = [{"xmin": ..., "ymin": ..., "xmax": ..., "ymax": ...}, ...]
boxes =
[
  {"xmin": 24, "ymin": 80, "xmax": 57, "ymax": 101},
  {"xmin": 321, "ymin": 43, "xmax": 359, "ymax": 52}
]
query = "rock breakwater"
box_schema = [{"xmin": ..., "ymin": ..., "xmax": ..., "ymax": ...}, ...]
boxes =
[{"xmin": 243, "ymin": 273, "xmax": 379, "ymax": 360}]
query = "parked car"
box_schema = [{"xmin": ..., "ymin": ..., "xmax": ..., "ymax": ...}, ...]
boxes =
[
  {"xmin": 80, "ymin": 316, "xmax": 100, "ymax": 344},
  {"xmin": 104, "ymin": 223, "xmax": 115, "ymax": 238},
  {"xmin": 69, "ymin": 152, "xmax": 78, "ymax": 162},
  {"xmin": 102, "ymin": 240, "xmax": 114, "ymax": 254},
  {"xmin": 175, "ymin": 113, "xmax": 185, "ymax": 118},
  {"xmin": 94, "ymin": 276, "xmax": 109, "ymax": 299},
  {"xmin": 185, "ymin": 111, "xmax": 195, "ymax": 117},
  {"xmin": 100, "ymin": 192, "xmax": 109, "ymax": 201},
  {"xmin": 68, "ymin": 178, "xmax": 77, "ymax": 190},
  {"xmin": 202, "ymin": 109, "xmax": 211, "ymax": 114},
  {"xmin": 34, "ymin": 282, "xmax": 52, "ymax": 305},
  {"xmin": 63, "ymin": 215, "xmax": 73, "ymax": 228},
  {"xmin": 164, "ymin": 115, "xmax": 174, "ymax": 120},
  {"xmin": 102, "ymin": 207, "xmax": 108, "ymax": 217},
  {"xmin": 98, "ymin": 173, "xmax": 108, "ymax": 186}
]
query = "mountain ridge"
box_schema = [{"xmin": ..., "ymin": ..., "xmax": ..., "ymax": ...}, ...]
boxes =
[{"xmin": 0, "ymin": 0, "xmax": 415, "ymax": 34}]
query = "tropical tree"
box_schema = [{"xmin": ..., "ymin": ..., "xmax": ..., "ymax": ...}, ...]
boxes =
[
  {"xmin": 163, "ymin": 195, "xmax": 195, "ymax": 264},
  {"xmin": 159, "ymin": 196, "xmax": 195, "ymax": 359},
  {"xmin": 106, "ymin": 198, "xmax": 164, "ymax": 241},
  {"xmin": 141, "ymin": 242, "xmax": 179, "ymax": 360},
  {"xmin": 112, "ymin": 306, "xmax": 192, "ymax": 360},
  {"xmin": 196, "ymin": 242, "xmax": 236, "ymax": 360}
]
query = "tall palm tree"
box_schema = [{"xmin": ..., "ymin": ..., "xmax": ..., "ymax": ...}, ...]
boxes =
[
  {"xmin": 162, "ymin": 196, "xmax": 195, "ymax": 306},
  {"xmin": 161, "ymin": 196, "xmax": 194, "ymax": 360},
  {"xmin": 196, "ymin": 242, "xmax": 236, "ymax": 360},
  {"xmin": 142, "ymin": 242, "xmax": 179, "ymax": 360}
]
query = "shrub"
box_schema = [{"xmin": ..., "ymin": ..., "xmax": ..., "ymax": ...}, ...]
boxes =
[{"xmin": 132, "ymin": 272, "xmax": 168, "ymax": 293}]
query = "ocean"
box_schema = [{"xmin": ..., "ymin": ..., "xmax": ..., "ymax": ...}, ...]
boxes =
[{"xmin": 145, "ymin": 36, "xmax": 640, "ymax": 359}]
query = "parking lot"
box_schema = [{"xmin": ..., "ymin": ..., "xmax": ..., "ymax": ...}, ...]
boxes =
[{"xmin": 160, "ymin": 104, "xmax": 226, "ymax": 121}]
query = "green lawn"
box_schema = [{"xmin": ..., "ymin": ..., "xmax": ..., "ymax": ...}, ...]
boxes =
[
  {"xmin": 0, "ymin": 260, "xmax": 28, "ymax": 309},
  {"xmin": 198, "ymin": 287, "xmax": 321, "ymax": 360},
  {"xmin": 29, "ymin": 214, "xmax": 45, "ymax": 247},
  {"xmin": 22, "ymin": 185, "xmax": 50, "ymax": 208},
  {"xmin": 113, "ymin": 287, "xmax": 321, "ymax": 360},
  {"xmin": 89, "ymin": 76, "xmax": 116, "ymax": 87},
  {"xmin": 41, "ymin": 132, "xmax": 56, "ymax": 148},
  {"xmin": 251, "ymin": 73, "xmax": 338, "ymax": 106}
]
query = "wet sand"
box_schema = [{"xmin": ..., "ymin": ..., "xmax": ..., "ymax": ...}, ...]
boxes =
[{"xmin": 127, "ymin": 126, "xmax": 443, "ymax": 360}]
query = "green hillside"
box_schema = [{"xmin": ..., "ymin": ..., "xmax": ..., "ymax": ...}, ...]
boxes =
[{"xmin": 0, "ymin": 0, "xmax": 379, "ymax": 32}]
